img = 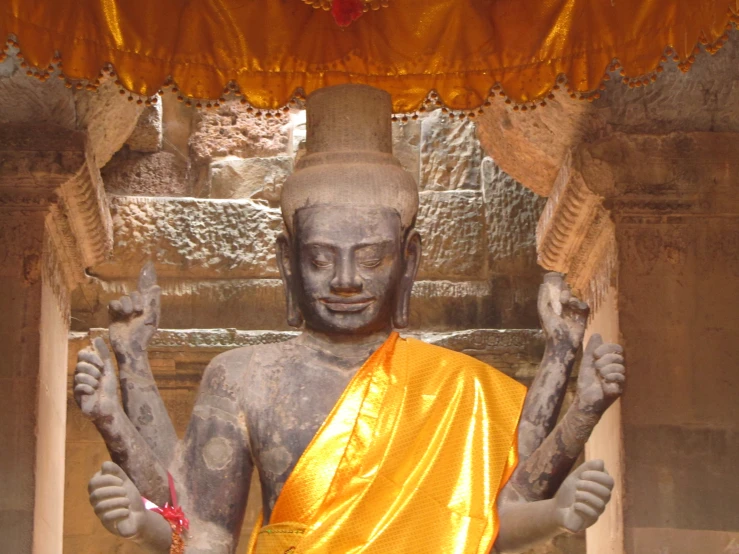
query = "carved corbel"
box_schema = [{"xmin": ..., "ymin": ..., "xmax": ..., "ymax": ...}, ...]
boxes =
[
  {"xmin": 0, "ymin": 123, "xmax": 113, "ymax": 316},
  {"xmin": 536, "ymin": 150, "xmax": 616, "ymax": 311}
]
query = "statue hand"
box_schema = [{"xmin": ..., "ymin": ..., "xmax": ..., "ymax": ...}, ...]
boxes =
[
  {"xmin": 554, "ymin": 459, "xmax": 614, "ymax": 533},
  {"xmin": 89, "ymin": 461, "xmax": 148, "ymax": 539},
  {"xmin": 576, "ymin": 334, "xmax": 626, "ymax": 414},
  {"xmin": 537, "ymin": 272, "xmax": 589, "ymax": 348},
  {"xmin": 109, "ymin": 262, "xmax": 161, "ymax": 354},
  {"xmin": 74, "ymin": 338, "xmax": 122, "ymax": 420}
]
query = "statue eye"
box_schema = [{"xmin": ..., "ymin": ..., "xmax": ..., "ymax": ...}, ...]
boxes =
[
  {"xmin": 312, "ymin": 258, "xmax": 333, "ymax": 269},
  {"xmin": 359, "ymin": 259, "xmax": 382, "ymax": 268}
]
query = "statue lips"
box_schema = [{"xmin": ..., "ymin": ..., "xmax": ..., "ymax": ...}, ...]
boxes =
[{"xmin": 320, "ymin": 296, "xmax": 376, "ymax": 313}]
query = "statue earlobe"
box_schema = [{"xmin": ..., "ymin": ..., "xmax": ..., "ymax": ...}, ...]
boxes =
[
  {"xmin": 393, "ymin": 230, "xmax": 421, "ymax": 329},
  {"xmin": 276, "ymin": 233, "xmax": 303, "ymax": 328}
]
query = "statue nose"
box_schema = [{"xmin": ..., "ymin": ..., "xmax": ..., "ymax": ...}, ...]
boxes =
[{"xmin": 330, "ymin": 257, "xmax": 363, "ymax": 294}]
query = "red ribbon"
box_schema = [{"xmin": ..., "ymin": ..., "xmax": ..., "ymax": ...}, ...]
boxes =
[{"xmin": 143, "ymin": 473, "xmax": 190, "ymax": 534}]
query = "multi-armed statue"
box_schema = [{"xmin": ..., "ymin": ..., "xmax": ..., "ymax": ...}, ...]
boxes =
[{"xmin": 74, "ymin": 85, "xmax": 625, "ymax": 553}]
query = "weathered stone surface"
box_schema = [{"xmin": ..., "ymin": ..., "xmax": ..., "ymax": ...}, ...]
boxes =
[
  {"xmin": 75, "ymin": 80, "xmax": 144, "ymax": 168},
  {"xmin": 416, "ymin": 191, "xmax": 486, "ymax": 279},
  {"xmin": 189, "ymin": 102, "xmax": 289, "ymax": 164},
  {"xmin": 161, "ymin": 92, "xmax": 195, "ymax": 158},
  {"xmin": 481, "ymin": 158, "xmax": 546, "ymax": 328},
  {"xmin": 483, "ymin": 158, "xmax": 546, "ymax": 274},
  {"xmin": 392, "ymin": 119, "xmax": 421, "ymax": 185},
  {"xmin": 420, "ymin": 110, "xmax": 482, "ymax": 190},
  {"xmin": 102, "ymin": 150, "xmax": 190, "ymax": 196},
  {"xmin": 93, "ymin": 197, "xmax": 283, "ymax": 280},
  {"xmin": 209, "ymin": 156, "xmax": 293, "ymax": 206},
  {"xmin": 0, "ymin": 54, "xmax": 76, "ymax": 129},
  {"xmin": 125, "ymin": 103, "xmax": 163, "ymax": 152}
]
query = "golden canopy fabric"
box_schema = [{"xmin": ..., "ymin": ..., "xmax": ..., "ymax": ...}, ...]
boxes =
[
  {"xmin": 1, "ymin": 0, "xmax": 736, "ymax": 111},
  {"xmin": 248, "ymin": 333, "xmax": 526, "ymax": 553}
]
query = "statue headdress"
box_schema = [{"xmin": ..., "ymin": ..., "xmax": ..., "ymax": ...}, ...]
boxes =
[{"xmin": 281, "ymin": 84, "xmax": 419, "ymax": 234}]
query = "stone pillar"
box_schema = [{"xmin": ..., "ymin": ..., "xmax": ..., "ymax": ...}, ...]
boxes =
[
  {"xmin": 0, "ymin": 124, "xmax": 112, "ymax": 553},
  {"xmin": 537, "ymin": 132, "xmax": 739, "ymax": 554}
]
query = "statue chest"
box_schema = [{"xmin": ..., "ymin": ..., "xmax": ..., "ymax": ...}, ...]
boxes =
[{"xmin": 244, "ymin": 352, "xmax": 362, "ymax": 517}]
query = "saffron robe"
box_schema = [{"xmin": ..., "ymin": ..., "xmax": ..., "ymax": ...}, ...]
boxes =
[{"xmin": 248, "ymin": 333, "xmax": 526, "ymax": 554}]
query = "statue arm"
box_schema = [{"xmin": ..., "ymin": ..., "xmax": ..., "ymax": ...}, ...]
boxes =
[
  {"xmin": 75, "ymin": 338, "xmax": 171, "ymax": 506},
  {"xmin": 494, "ymin": 460, "xmax": 614, "ymax": 553},
  {"xmin": 516, "ymin": 273, "xmax": 588, "ymax": 459},
  {"xmin": 505, "ymin": 334, "xmax": 625, "ymax": 501},
  {"xmin": 84, "ymin": 350, "xmax": 255, "ymax": 553},
  {"xmin": 109, "ymin": 262, "xmax": 179, "ymax": 467},
  {"xmin": 174, "ymin": 350, "xmax": 255, "ymax": 552}
]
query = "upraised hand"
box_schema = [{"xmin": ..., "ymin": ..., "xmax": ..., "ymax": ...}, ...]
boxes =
[
  {"xmin": 109, "ymin": 261, "xmax": 161, "ymax": 355},
  {"xmin": 554, "ymin": 459, "xmax": 614, "ymax": 533},
  {"xmin": 74, "ymin": 338, "xmax": 121, "ymax": 420},
  {"xmin": 89, "ymin": 461, "xmax": 147, "ymax": 538},
  {"xmin": 576, "ymin": 334, "xmax": 626, "ymax": 414},
  {"xmin": 537, "ymin": 272, "xmax": 589, "ymax": 348}
]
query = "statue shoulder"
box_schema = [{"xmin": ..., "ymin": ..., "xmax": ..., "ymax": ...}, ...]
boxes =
[
  {"xmin": 403, "ymin": 337, "xmax": 526, "ymax": 393},
  {"xmin": 201, "ymin": 338, "xmax": 299, "ymax": 388}
]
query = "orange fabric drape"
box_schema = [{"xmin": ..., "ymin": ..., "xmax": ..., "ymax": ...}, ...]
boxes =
[
  {"xmin": 250, "ymin": 333, "xmax": 526, "ymax": 553},
  {"xmin": 0, "ymin": 0, "xmax": 737, "ymax": 111}
]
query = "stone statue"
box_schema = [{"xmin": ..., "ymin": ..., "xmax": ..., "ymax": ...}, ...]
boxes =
[{"xmin": 74, "ymin": 85, "xmax": 625, "ymax": 553}]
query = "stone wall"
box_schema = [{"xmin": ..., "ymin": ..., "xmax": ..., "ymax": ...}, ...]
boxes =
[{"xmin": 62, "ymin": 93, "xmax": 554, "ymax": 553}]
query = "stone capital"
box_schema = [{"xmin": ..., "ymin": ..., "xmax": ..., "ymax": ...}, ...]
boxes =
[
  {"xmin": 0, "ymin": 123, "xmax": 113, "ymax": 314},
  {"xmin": 537, "ymin": 131, "xmax": 739, "ymax": 306}
]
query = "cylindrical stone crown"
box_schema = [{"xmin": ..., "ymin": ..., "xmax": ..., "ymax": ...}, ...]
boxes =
[
  {"xmin": 281, "ymin": 84, "xmax": 419, "ymax": 234},
  {"xmin": 306, "ymin": 84, "xmax": 393, "ymax": 154}
]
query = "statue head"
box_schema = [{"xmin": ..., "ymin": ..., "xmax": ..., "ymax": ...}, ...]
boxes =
[{"xmin": 276, "ymin": 85, "xmax": 421, "ymax": 335}]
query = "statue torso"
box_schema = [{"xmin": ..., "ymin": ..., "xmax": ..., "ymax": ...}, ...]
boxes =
[{"xmin": 230, "ymin": 333, "xmax": 384, "ymax": 523}]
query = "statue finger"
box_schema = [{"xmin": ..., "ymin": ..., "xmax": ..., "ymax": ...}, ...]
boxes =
[
  {"xmin": 138, "ymin": 261, "xmax": 158, "ymax": 292},
  {"xmin": 101, "ymin": 461, "xmax": 129, "ymax": 482},
  {"xmin": 75, "ymin": 374, "xmax": 99, "ymax": 389},
  {"xmin": 99, "ymin": 508, "xmax": 130, "ymax": 524},
  {"xmin": 575, "ymin": 479, "xmax": 613, "ymax": 500},
  {"xmin": 109, "ymin": 299, "xmax": 124, "ymax": 317},
  {"xmin": 573, "ymin": 501, "xmax": 600, "ymax": 521},
  {"xmin": 595, "ymin": 353, "xmax": 624, "ymax": 368},
  {"xmin": 75, "ymin": 361, "xmax": 102, "ymax": 380},
  {"xmin": 130, "ymin": 291, "xmax": 144, "ymax": 313},
  {"xmin": 594, "ymin": 343, "xmax": 623, "ymax": 358},
  {"xmin": 583, "ymin": 335, "xmax": 603, "ymax": 363},
  {"xmin": 581, "ymin": 470, "xmax": 614, "ymax": 489},
  {"xmin": 89, "ymin": 473, "xmax": 123, "ymax": 494},
  {"xmin": 568, "ymin": 296, "xmax": 589, "ymax": 312},
  {"xmin": 92, "ymin": 338, "xmax": 113, "ymax": 366},
  {"xmin": 89, "ymin": 485, "xmax": 128, "ymax": 504},
  {"xmin": 559, "ymin": 289, "xmax": 572, "ymax": 304},
  {"xmin": 598, "ymin": 362, "xmax": 625, "ymax": 375},
  {"xmin": 120, "ymin": 295, "xmax": 133, "ymax": 316},
  {"xmin": 603, "ymin": 373, "xmax": 625, "ymax": 384},
  {"xmin": 78, "ymin": 349, "xmax": 103, "ymax": 369},
  {"xmin": 577, "ymin": 459, "xmax": 605, "ymax": 475},
  {"xmin": 575, "ymin": 490, "xmax": 607, "ymax": 511},
  {"xmin": 94, "ymin": 497, "xmax": 131, "ymax": 515},
  {"xmin": 74, "ymin": 383, "xmax": 95, "ymax": 397}
]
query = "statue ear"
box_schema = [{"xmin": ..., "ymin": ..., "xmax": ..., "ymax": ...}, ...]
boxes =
[
  {"xmin": 276, "ymin": 233, "xmax": 303, "ymax": 328},
  {"xmin": 393, "ymin": 230, "xmax": 421, "ymax": 329}
]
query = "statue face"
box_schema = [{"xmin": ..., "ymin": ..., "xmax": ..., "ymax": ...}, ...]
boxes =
[{"xmin": 277, "ymin": 204, "xmax": 420, "ymax": 335}]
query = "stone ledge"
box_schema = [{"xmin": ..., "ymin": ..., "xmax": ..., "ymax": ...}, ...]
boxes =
[
  {"xmin": 71, "ymin": 278, "xmax": 498, "ymax": 332},
  {"xmin": 69, "ymin": 327, "xmax": 543, "ymax": 383}
]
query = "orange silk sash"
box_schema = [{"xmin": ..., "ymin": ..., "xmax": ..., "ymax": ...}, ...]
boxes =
[{"xmin": 250, "ymin": 333, "xmax": 526, "ymax": 554}]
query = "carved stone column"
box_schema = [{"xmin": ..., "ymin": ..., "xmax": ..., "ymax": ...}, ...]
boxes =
[
  {"xmin": 538, "ymin": 132, "xmax": 739, "ymax": 554},
  {"xmin": 0, "ymin": 124, "xmax": 111, "ymax": 553}
]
